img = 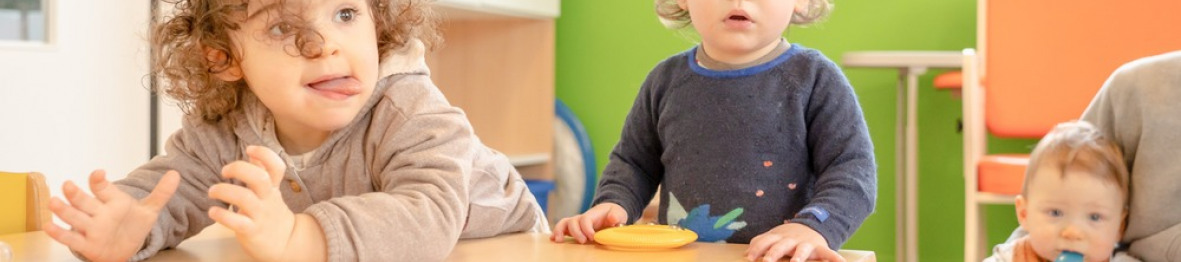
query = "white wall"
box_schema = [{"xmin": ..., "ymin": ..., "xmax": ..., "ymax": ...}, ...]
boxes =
[{"xmin": 0, "ymin": 1, "xmax": 152, "ymax": 199}]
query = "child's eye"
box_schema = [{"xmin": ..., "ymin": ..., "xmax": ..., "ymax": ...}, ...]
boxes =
[
  {"xmin": 1048, "ymin": 209, "xmax": 1063, "ymax": 217},
  {"xmin": 1089, "ymin": 213, "xmax": 1103, "ymax": 222},
  {"xmin": 269, "ymin": 23, "xmax": 293, "ymax": 37},
  {"xmin": 334, "ymin": 8, "xmax": 358, "ymax": 23}
]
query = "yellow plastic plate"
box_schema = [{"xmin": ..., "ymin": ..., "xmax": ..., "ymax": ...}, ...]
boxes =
[{"xmin": 594, "ymin": 225, "xmax": 698, "ymax": 251}]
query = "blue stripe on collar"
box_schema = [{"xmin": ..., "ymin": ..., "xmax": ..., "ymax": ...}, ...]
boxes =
[{"xmin": 687, "ymin": 43, "xmax": 801, "ymax": 79}]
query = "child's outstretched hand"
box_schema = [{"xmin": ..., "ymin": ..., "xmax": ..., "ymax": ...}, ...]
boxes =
[
  {"xmin": 44, "ymin": 169, "xmax": 181, "ymax": 262},
  {"xmin": 208, "ymin": 146, "xmax": 323, "ymax": 261},
  {"xmin": 746, "ymin": 223, "xmax": 845, "ymax": 262},
  {"xmin": 550, "ymin": 203, "xmax": 628, "ymax": 244}
]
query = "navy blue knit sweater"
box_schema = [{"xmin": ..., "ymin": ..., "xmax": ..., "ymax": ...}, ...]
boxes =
[{"xmin": 593, "ymin": 44, "xmax": 877, "ymax": 249}]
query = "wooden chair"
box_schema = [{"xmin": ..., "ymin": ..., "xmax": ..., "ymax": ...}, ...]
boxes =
[
  {"xmin": 959, "ymin": 1, "xmax": 1181, "ymax": 261},
  {"xmin": 0, "ymin": 171, "xmax": 50, "ymax": 235}
]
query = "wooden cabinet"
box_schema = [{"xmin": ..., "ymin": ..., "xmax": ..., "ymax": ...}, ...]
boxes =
[{"xmin": 429, "ymin": 1, "xmax": 559, "ymax": 180}]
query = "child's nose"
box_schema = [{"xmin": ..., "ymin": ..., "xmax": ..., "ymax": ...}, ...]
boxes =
[
  {"xmin": 318, "ymin": 38, "xmax": 341, "ymax": 57},
  {"xmin": 324, "ymin": 43, "xmax": 340, "ymax": 56},
  {"xmin": 1060, "ymin": 224, "xmax": 1084, "ymax": 241},
  {"xmin": 312, "ymin": 24, "xmax": 341, "ymax": 57}
]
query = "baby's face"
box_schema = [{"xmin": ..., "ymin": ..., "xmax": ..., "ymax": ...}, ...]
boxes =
[
  {"xmin": 679, "ymin": 0, "xmax": 804, "ymax": 63},
  {"xmin": 228, "ymin": 0, "xmax": 380, "ymax": 143},
  {"xmin": 1018, "ymin": 166, "xmax": 1125, "ymax": 262}
]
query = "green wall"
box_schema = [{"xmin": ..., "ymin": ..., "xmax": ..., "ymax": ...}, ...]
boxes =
[{"xmin": 554, "ymin": 1, "xmax": 1037, "ymax": 261}]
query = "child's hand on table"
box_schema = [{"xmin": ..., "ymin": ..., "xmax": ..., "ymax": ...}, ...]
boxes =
[
  {"xmin": 45, "ymin": 169, "xmax": 181, "ymax": 262},
  {"xmin": 551, "ymin": 203, "xmax": 629, "ymax": 244},
  {"xmin": 208, "ymin": 146, "xmax": 323, "ymax": 261},
  {"xmin": 746, "ymin": 223, "xmax": 845, "ymax": 262}
]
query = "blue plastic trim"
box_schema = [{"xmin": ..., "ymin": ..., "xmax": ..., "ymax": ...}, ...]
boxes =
[
  {"xmin": 524, "ymin": 179, "xmax": 555, "ymax": 213},
  {"xmin": 555, "ymin": 99, "xmax": 597, "ymax": 212}
]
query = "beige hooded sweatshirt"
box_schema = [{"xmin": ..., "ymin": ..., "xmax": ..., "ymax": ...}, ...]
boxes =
[{"xmin": 112, "ymin": 40, "xmax": 547, "ymax": 261}]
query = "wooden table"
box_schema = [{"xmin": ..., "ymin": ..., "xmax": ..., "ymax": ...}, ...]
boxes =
[
  {"xmin": 451, "ymin": 234, "xmax": 875, "ymax": 262},
  {"xmin": 0, "ymin": 226, "xmax": 875, "ymax": 261},
  {"xmin": 0, "ymin": 225, "xmax": 252, "ymax": 262},
  {"xmin": 842, "ymin": 50, "xmax": 964, "ymax": 262}
]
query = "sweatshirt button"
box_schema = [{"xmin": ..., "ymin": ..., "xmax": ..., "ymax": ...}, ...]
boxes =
[{"xmin": 289, "ymin": 179, "xmax": 302, "ymax": 193}]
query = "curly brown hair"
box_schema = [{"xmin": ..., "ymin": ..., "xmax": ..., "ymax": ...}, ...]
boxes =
[
  {"xmin": 655, "ymin": 0, "xmax": 834, "ymax": 29},
  {"xmin": 152, "ymin": 0, "xmax": 440, "ymax": 122}
]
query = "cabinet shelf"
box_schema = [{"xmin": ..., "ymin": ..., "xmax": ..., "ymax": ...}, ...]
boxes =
[
  {"xmin": 434, "ymin": 0, "xmax": 559, "ymax": 20},
  {"xmin": 508, "ymin": 153, "xmax": 550, "ymax": 167}
]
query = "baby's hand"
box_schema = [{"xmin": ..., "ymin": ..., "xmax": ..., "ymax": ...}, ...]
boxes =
[
  {"xmin": 550, "ymin": 203, "xmax": 628, "ymax": 244},
  {"xmin": 207, "ymin": 146, "xmax": 296, "ymax": 261},
  {"xmin": 746, "ymin": 223, "xmax": 844, "ymax": 262},
  {"xmin": 44, "ymin": 169, "xmax": 181, "ymax": 262}
]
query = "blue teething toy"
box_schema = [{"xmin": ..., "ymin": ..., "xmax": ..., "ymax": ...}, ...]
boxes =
[{"xmin": 1055, "ymin": 251, "xmax": 1083, "ymax": 262}]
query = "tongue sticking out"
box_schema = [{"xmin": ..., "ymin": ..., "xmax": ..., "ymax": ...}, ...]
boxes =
[{"xmin": 308, "ymin": 77, "xmax": 361, "ymax": 99}]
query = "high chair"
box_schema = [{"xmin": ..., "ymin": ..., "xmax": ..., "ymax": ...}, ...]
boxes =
[
  {"xmin": 0, "ymin": 171, "xmax": 50, "ymax": 235},
  {"xmin": 959, "ymin": 1, "xmax": 1181, "ymax": 261}
]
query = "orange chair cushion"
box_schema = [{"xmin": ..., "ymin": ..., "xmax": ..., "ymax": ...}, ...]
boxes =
[
  {"xmin": 977, "ymin": 154, "xmax": 1029, "ymax": 196},
  {"xmin": 933, "ymin": 71, "xmax": 962, "ymax": 89}
]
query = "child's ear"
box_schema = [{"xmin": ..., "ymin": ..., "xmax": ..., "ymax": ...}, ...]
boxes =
[
  {"xmin": 1119, "ymin": 208, "xmax": 1129, "ymax": 237},
  {"xmin": 204, "ymin": 47, "xmax": 243, "ymax": 82},
  {"xmin": 794, "ymin": 0, "xmax": 811, "ymax": 14},
  {"xmin": 1014, "ymin": 195, "xmax": 1028, "ymax": 227}
]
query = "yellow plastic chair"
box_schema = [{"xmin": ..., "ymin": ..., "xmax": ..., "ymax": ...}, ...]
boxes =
[{"xmin": 0, "ymin": 171, "xmax": 50, "ymax": 235}]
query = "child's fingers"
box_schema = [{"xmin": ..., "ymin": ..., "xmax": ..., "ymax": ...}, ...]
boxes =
[
  {"xmin": 48, "ymin": 197, "xmax": 93, "ymax": 233},
  {"xmin": 62, "ymin": 181, "xmax": 102, "ymax": 216},
  {"xmin": 245, "ymin": 145, "xmax": 286, "ymax": 186},
  {"xmin": 550, "ymin": 219, "xmax": 569, "ymax": 242},
  {"xmin": 788, "ymin": 242, "xmax": 815, "ymax": 262},
  {"xmin": 745, "ymin": 234, "xmax": 780, "ymax": 261},
  {"xmin": 565, "ymin": 217, "xmax": 588, "ymax": 244},
  {"xmin": 762, "ymin": 238, "xmax": 799, "ymax": 262},
  {"xmin": 221, "ymin": 161, "xmax": 273, "ymax": 197},
  {"xmin": 208, "ymin": 183, "xmax": 262, "ymax": 217},
  {"xmin": 44, "ymin": 223, "xmax": 90, "ymax": 254},
  {"xmin": 209, "ymin": 206, "xmax": 257, "ymax": 234},
  {"xmin": 578, "ymin": 215, "xmax": 600, "ymax": 243},
  {"xmin": 604, "ymin": 209, "xmax": 626, "ymax": 228},
  {"xmin": 142, "ymin": 171, "xmax": 181, "ymax": 212},
  {"xmin": 810, "ymin": 246, "xmax": 846, "ymax": 262},
  {"xmin": 86, "ymin": 170, "xmax": 117, "ymax": 203}
]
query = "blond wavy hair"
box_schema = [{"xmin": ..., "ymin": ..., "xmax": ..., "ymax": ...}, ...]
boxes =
[
  {"xmin": 655, "ymin": 0, "xmax": 834, "ymax": 29},
  {"xmin": 1022, "ymin": 120, "xmax": 1129, "ymax": 200},
  {"xmin": 152, "ymin": 0, "xmax": 440, "ymax": 122}
]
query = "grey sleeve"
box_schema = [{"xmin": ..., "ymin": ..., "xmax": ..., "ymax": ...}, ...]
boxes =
[
  {"xmin": 1081, "ymin": 62, "xmax": 1140, "ymax": 168},
  {"xmin": 592, "ymin": 70, "xmax": 665, "ymax": 222},
  {"xmin": 787, "ymin": 63, "xmax": 877, "ymax": 250},
  {"xmin": 303, "ymin": 82, "xmax": 472, "ymax": 262},
  {"xmin": 1082, "ymin": 53, "xmax": 1181, "ymax": 262},
  {"xmin": 461, "ymin": 146, "xmax": 547, "ymax": 238},
  {"xmin": 112, "ymin": 121, "xmax": 235, "ymax": 261}
]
